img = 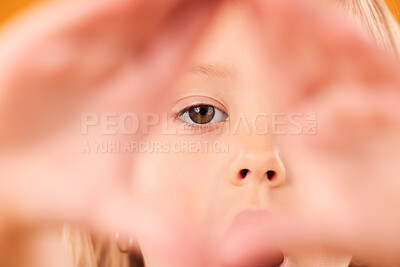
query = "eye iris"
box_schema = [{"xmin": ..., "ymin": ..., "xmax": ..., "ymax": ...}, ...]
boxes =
[{"xmin": 188, "ymin": 105, "xmax": 215, "ymax": 124}]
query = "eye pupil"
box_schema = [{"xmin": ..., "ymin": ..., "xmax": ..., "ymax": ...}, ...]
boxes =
[
  {"xmin": 189, "ymin": 105, "xmax": 215, "ymax": 124},
  {"xmin": 196, "ymin": 107, "xmax": 208, "ymax": 116}
]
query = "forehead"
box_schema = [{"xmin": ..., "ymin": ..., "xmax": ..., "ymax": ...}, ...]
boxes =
[
  {"xmin": 188, "ymin": 2, "xmax": 265, "ymax": 81},
  {"xmin": 190, "ymin": 0, "xmax": 344, "ymax": 69},
  {"xmin": 162, "ymin": 2, "xmax": 280, "ymax": 113}
]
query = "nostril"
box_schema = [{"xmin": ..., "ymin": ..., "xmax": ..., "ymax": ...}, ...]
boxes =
[
  {"xmin": 239, "ymin": 169, "xmax": 249, "ymax": 179},
  {"xmin": 266, "ymin": 170, "xmax": 276, "ymax": 180}
]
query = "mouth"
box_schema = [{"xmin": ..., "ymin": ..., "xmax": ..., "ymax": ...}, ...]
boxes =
[{"xmin": 225, "ymin": 209, "xmax": 285, "ymax": 267}]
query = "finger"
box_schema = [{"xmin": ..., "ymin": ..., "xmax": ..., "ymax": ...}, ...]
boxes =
[
  {"xmin": 0, "ymin": 144, "xmax": 209, "ymax": 266},
  {"xmin": 0, "ymin": 0, "xmax": 221, "ymax": 93},
  {"xmin": 0, "ymin": 0, "xmax": 223, "ymax": 145},
  {"xmin": 88, "ymin": 193, "xmax": 212, "ymax": 267},
  {"xmin": 0, "ymin": 2, "xmax": 224, "ymax": 264},
  {"xmin": 247, "ymin": 0, "xmax": 400, "ymax": 111},
  {"xmin": 219, "ymin": 154, "xmax": 400, "ymax": 266},
  {"xmin": 219, "ymin": 209, "xmax": 367, "ymax": 266}
]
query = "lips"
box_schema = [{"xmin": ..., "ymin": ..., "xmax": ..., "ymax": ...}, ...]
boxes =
[{"xmin": 224, "ymin": 209, "xmax": 285, "ymax": 267}]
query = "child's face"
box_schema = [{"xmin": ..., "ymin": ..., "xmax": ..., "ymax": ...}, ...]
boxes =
[{"xmin": 131, "ymin": 2, "xmax": 349, "ymax": 266}]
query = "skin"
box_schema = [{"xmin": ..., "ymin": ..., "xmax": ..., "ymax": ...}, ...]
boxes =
[
  {"xmin": 1, "ymin": 0, "xmax": 400, "ymax": 266},
  {"xmin": 0, "ymin": 0, "xmax": 222, "ymax": 266},
  {"xmin": 222, "ymin": 0, "xmax": 400, "ymax": 266},
  {"xmin": 130, "ymin": 2, "xmax": 351, "ymax": 266}
]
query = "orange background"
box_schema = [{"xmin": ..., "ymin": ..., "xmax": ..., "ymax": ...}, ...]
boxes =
[
  {"xmin": 0, "ymin": 0, "xmax": 399, "ymax": 26},
  {"xmin": 386, "ymin": 0, "xmax": 400, "ymax": 22}
]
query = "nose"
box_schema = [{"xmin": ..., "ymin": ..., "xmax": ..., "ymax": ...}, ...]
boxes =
[{"xmin": 228, "ymin": 149, "xmax": 286, "ymax": 187}]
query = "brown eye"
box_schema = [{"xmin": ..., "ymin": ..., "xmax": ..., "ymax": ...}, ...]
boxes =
[
  {"xmin": 188, "ymin": 105, "xmax": 215, "ymax": 124},
  {"xmin": 180, "ymin": 104, "xmax": 227, "ymax": 125}
]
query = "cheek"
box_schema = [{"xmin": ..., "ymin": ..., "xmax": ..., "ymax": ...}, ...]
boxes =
[{"xmin": 130, "ymin": 148, "xmax": 224, "ymax": 226}]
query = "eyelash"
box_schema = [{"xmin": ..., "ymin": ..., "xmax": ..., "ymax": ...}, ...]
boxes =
[
  {"xmin": 175, "ymin": 103, "xmax": 207, "ymax": 118},
  {"xmin": 174, "ymin": 103, "xmax": 228, "ymax": 131}
]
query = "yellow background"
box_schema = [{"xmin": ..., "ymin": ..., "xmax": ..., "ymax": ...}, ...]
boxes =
[{"xmin": 0, "ymin": 0, "xmax": 399, "ymax": 26}]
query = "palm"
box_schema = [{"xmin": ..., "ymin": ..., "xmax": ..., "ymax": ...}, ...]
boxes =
[
  {"xmin": 0, "ymin": 0, "xmax": 221, "ymax": 262},
  {"xmin": 222, "ymin": 0, "xmax": 400, "ymax": 264}
]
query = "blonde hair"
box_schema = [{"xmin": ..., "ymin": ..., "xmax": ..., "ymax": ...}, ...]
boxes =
[
  {"xmin": 62, "ymin": 225, "xmax": 132, "ymax": 267},
  {"xmin": 63, "ymin": 1, "xmax": 400, "ymax": 266},
  {"xmin": 344, "ymin": 0, "xmax": 400, "ymax": 57}
]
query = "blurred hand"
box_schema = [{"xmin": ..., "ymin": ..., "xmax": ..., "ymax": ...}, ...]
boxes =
[
  {"xmin": 0, "ymin": 0, "xmax": 221, "ymax": 265},
  {"xmin": 221, "ymin": 0, "xmax": 400, "ymax": 265}
]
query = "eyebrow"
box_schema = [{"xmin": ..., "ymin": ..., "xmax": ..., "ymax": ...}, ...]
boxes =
[{"xmin": 188, "ymin": 63, "xmax": 232, "ymax": 80}]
